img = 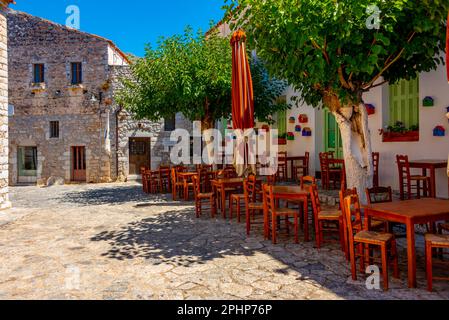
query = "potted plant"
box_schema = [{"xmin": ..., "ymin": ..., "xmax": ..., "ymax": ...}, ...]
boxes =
[
  {"xmin": 277, "ymin": 133, "xmax": 287, "ymax": 145},
  {"xmin": 382, "ymin": 121, "xmax": 420, "ymax": 142}
]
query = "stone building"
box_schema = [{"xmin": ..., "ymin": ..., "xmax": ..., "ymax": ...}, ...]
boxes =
[
  {"xmin": 8, "ymin": 10, "xmax": 192, "ymax": 185},
  {"xmin": 0, "ymin": 0, "xmax": 13, "ymax": 209}
]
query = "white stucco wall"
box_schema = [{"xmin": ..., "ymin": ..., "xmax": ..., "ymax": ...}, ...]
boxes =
[
  {"xmin": 284, "ymin": 62, "xmax": 449, "ymax": 198},
  {"xmin": 364, "ymin": 63, "xmax": 449, "ymax": 199},
  {"xmin": 108, "ymin": 46, "xmax": 128, "ymax": 66}
]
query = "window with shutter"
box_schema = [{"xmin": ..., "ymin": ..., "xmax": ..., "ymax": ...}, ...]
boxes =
[{"xmin": 389, "ymin": 78, "xmax": 419, "ymax": 129}]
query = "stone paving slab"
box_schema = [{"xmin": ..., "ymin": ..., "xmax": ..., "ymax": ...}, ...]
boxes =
[{"xmin": 0, "ymin": 183, "xmax": 447, "ymax": 300}]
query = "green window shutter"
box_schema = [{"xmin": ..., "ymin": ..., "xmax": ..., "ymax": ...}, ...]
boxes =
[
  {"xmin": 277, "ymin": 110, "xmax": 287, "ymax": 136},
  {"xmin": 389, "ymin": 78, "xmax": 419, "ymax": 128}
]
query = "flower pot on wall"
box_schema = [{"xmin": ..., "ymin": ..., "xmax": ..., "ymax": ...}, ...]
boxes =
[
  {"xmin": 302, "ymin": 128, "xmax": 312, "ymax": 137},
  {"xmin": 433, "ymin": 126, "xmax": 445, "ymax": 137},
  {"xmin": 423, "ymin": 96, "xmax": 434, "ymax": 107},
  {"xmin": 365, "ymin": 104, "xmax": 376, "ymax": 115},
  {"xmin": 289, "ymin": 117, "xmax": 296, "ymax": 124},
  {"xmin": 295, "ymin": 125, "xmax": 302, "ymax": 132},
  {"xmin": 287, "ymin": 132, "xmax": 295, "ymax": 141},
  {"xmin": 299, "ymin": 114, "xmax": 308, "ymax": 123}
]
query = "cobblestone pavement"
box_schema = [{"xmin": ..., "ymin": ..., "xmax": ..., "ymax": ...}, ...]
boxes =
[{"xmin": 0, "ymin": 183, "xmax": 448, "ymax": 300}]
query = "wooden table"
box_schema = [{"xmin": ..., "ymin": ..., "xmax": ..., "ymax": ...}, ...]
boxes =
[
  {"xmin": 212, "ymin": 178, "xmax": 245, "ymax": 218},
  {"xmin": 409, "ymin": 159, "xmax": 449, "ymax": 198},
  {"xmin": 364, "ymin": 199, "xmax": 449, "ymax": 288},
  {"xmin": 271, "ymin": 186, "xmax": 311, "ymax": 242},
  {"xmin": 178, "ymin": 172, "xmax": 198, "ymax": 201},
  {"xmin": 286, "ymin": 156, "xmax": 306, "ymax": 180}
]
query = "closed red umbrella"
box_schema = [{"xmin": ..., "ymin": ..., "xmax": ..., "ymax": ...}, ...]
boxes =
[{"xmin": 231, "ymin": 30, "xmax": 256, "ymax": 176}]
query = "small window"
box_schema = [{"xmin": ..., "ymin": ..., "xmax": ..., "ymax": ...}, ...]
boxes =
[
  {"xmin": 164, "ymin": 116, "xmax": 176, "ymax": 132},
  {"xmin": 71, "ymin": 62, "xmax": 83, "ymax": 84},
  {"xmin": 33, "ymin": 64, "xmax": 44, "ymax": 83},
  {"xmin": 50, "ymin": 121, "xmax": 59, "ymax": 138}
]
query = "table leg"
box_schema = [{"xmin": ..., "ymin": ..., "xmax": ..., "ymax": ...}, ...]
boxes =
[
  {"xmin": 303, "ymin": 198, "xmax": 309, "ymax": 242},
  {"xmin": 430, "ymin": 168, "xmax": 437, "ymax": 198},
  {"xmin": 406, "ymin": 220, "xmax": 417, "ymax": 288},
  {"xmin": 221, "ymin": 185, "xmax": 227, "ymax": 219},
  {"xmin": 290, "ymin": 160, "xmax": 294, "ymax": 181}
]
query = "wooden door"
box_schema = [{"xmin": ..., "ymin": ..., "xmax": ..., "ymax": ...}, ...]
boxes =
[
  {"xmin": 72, "ymin": 146, "xmax": 86, "ymax": 182},
  {"xmin": 324, "ymin": 110, "xmax": 343, "ymax": 159},
  {"xmin": 129, "ymin": 138, "xmax": 151, "ymax": 175}
]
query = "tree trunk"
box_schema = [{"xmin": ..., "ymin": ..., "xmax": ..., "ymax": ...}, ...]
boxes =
[
  {"xmin": 332, "ymin": 102, "xmax": 374, "ymax": 204},
  {"xmin": 201, "ymin": 99, "xmax": 217, "ymax": 165}
]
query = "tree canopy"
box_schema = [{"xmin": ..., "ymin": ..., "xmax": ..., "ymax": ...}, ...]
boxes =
[
  {"xmin": 225, "ymin": 0, "xmax": 449, "ymax": 110},
  {"xmin": 115, "ymin": 27, "xmax": 288, "ymax": 129}
]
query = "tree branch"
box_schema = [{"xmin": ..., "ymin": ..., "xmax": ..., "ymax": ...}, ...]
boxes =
[{"xmin": 363, "ymin": 32, "xmax": 416, "ymax": 90}]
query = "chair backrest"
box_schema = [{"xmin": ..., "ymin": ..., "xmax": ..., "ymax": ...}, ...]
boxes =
[
  {"xmin": 300, "ymin": 176, "xmax": 316, "ymax": 189},
  {"xmin": 397, "ymin": 155, "xmax": 411, "ymax": 181},
  {"xmin": 366, "ymin": 186, "xmax": 393, "ymax": 205},
  {"xmin": 171, "ymin": 168, "xmax": 177, "ymax": 184},
  {"xmin": 197, "ymin": 168, "xmax": 211, "ymax": 193},
  {"xmin": 309, "ymin": 184, "xmax": 322, "ymax": 217},
  {"xmin": 343, "ymin": 194, "xmax": 363, "ymax": 242},
  {"xmin": 191, "ymin": 174, "xmax": 201, "ymax": 198},
  {"xmin": 262, "ymin": 184, "xmax": 275, "ymax": 214},
  {"xmin": 278, "ymin": 152, "xmax": 288, "ymax": 166},
  {"xmin": 218, "ymin": 167, "xmax": 237, "ymax": 179},
  {"xmin": 339, "ymin": 187, "xmax": 357, "ymax": 212},
  {"xmin": 372, "ymin": 152, "xmax": 380, "ymax": 186},
  {"xmin": 372, "ymin": 152, "xmax": 380, "ymax": 173},
  {"xmin": 266, "ymin": 174, "xmax": 277, "ymax": 186},
  {"xmin": 305, "ymin": 152, "xmax": 310, "ymax": 167},
  {"xmin": 319, "ymin": 152, "xmax": 330, "ymax": 173},
  {"xmin": 244, "ymin": 174, "xmax": 258, "ymax": 203}
]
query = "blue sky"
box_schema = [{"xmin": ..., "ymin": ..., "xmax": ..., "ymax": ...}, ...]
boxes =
[{"xmin": 10, "ymin": 0, "xmax": 226, "ymax": 56}]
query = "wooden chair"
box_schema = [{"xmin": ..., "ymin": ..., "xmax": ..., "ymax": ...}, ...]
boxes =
[
  {"xmin": 215, "ymin": 169, "xmax": 239, "ymax": 217},
  {"xmin": 159, "ymin": 167, "xmax": 171, "ymax": 193},
  {"xmin": 319, "ymin": 152, "xmax": 341, "ymax": 190},
  {"xmin": 147, "ymin": 170, "xmax": 160, "ymax": 194},
  {"xmin": 293, "ymin": 152, "xmax": 310, "ymax": 181},
  {"xmin": 263, "ymin": 184, "xmax": 301, "ymax": 244},
  {"xmin": 244, "ymin": 175, "xmax": 264, "ymax": 235},
  {"xmin": 310, "ymin": 184, "xmax": 345, "ymax": 250},
  {"xmin": 171, "ymin": 168, "xmax": 184, "ymax": 201},
  {"xmin": 339, "ymin": 188, "xmax": 359, "ymax": 260},
  {"xmin": 439, "ymin": 223, "xmax": 449, "ymax": 234},
  {"xmin": 372, "ymin": 152, "xmax": 380, "ymax": 187},
  {"xmin": 425, "ymin": 233, "xmax": 449, "ymax": 292},
  {"xmin": 192, "ymin": 175, "xmax": 216, "ymax": 218},
  {"xmin": 365, "ymin": 186, "xmax": 393, "ymax": 232},
  {"xmin": 140, "ymin": 167, "xmax": 149, "ymax": 193},
  {"xmin": 397, "ymin": 155, "xmax": 430, "ymax": 200},
  {"xmin": 230, "ymin": 192, "xmax": 245, "ymax": 223},
  {"xmin": 344, "ymin": 194, "xmax": 399, "ymax": 291},
  {"xmin": 276, "ymin": 152, "xmax": 288, "ymax": 181},
  {"xmin": 300, "ymin": 176, "xmax": 316, "ymax": 189}
]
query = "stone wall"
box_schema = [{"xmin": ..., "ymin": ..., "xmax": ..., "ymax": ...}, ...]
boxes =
[
  {"xmin": 7, "ymin": 10, "xmax": 115, "ymax": 185},
  {"xmin": 0, "ymin": 8, "xmax": 10, "ymax": 208},
  {"xmin": 110, "ymin": 65, "xmax": 193, "ymax": 180}
]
